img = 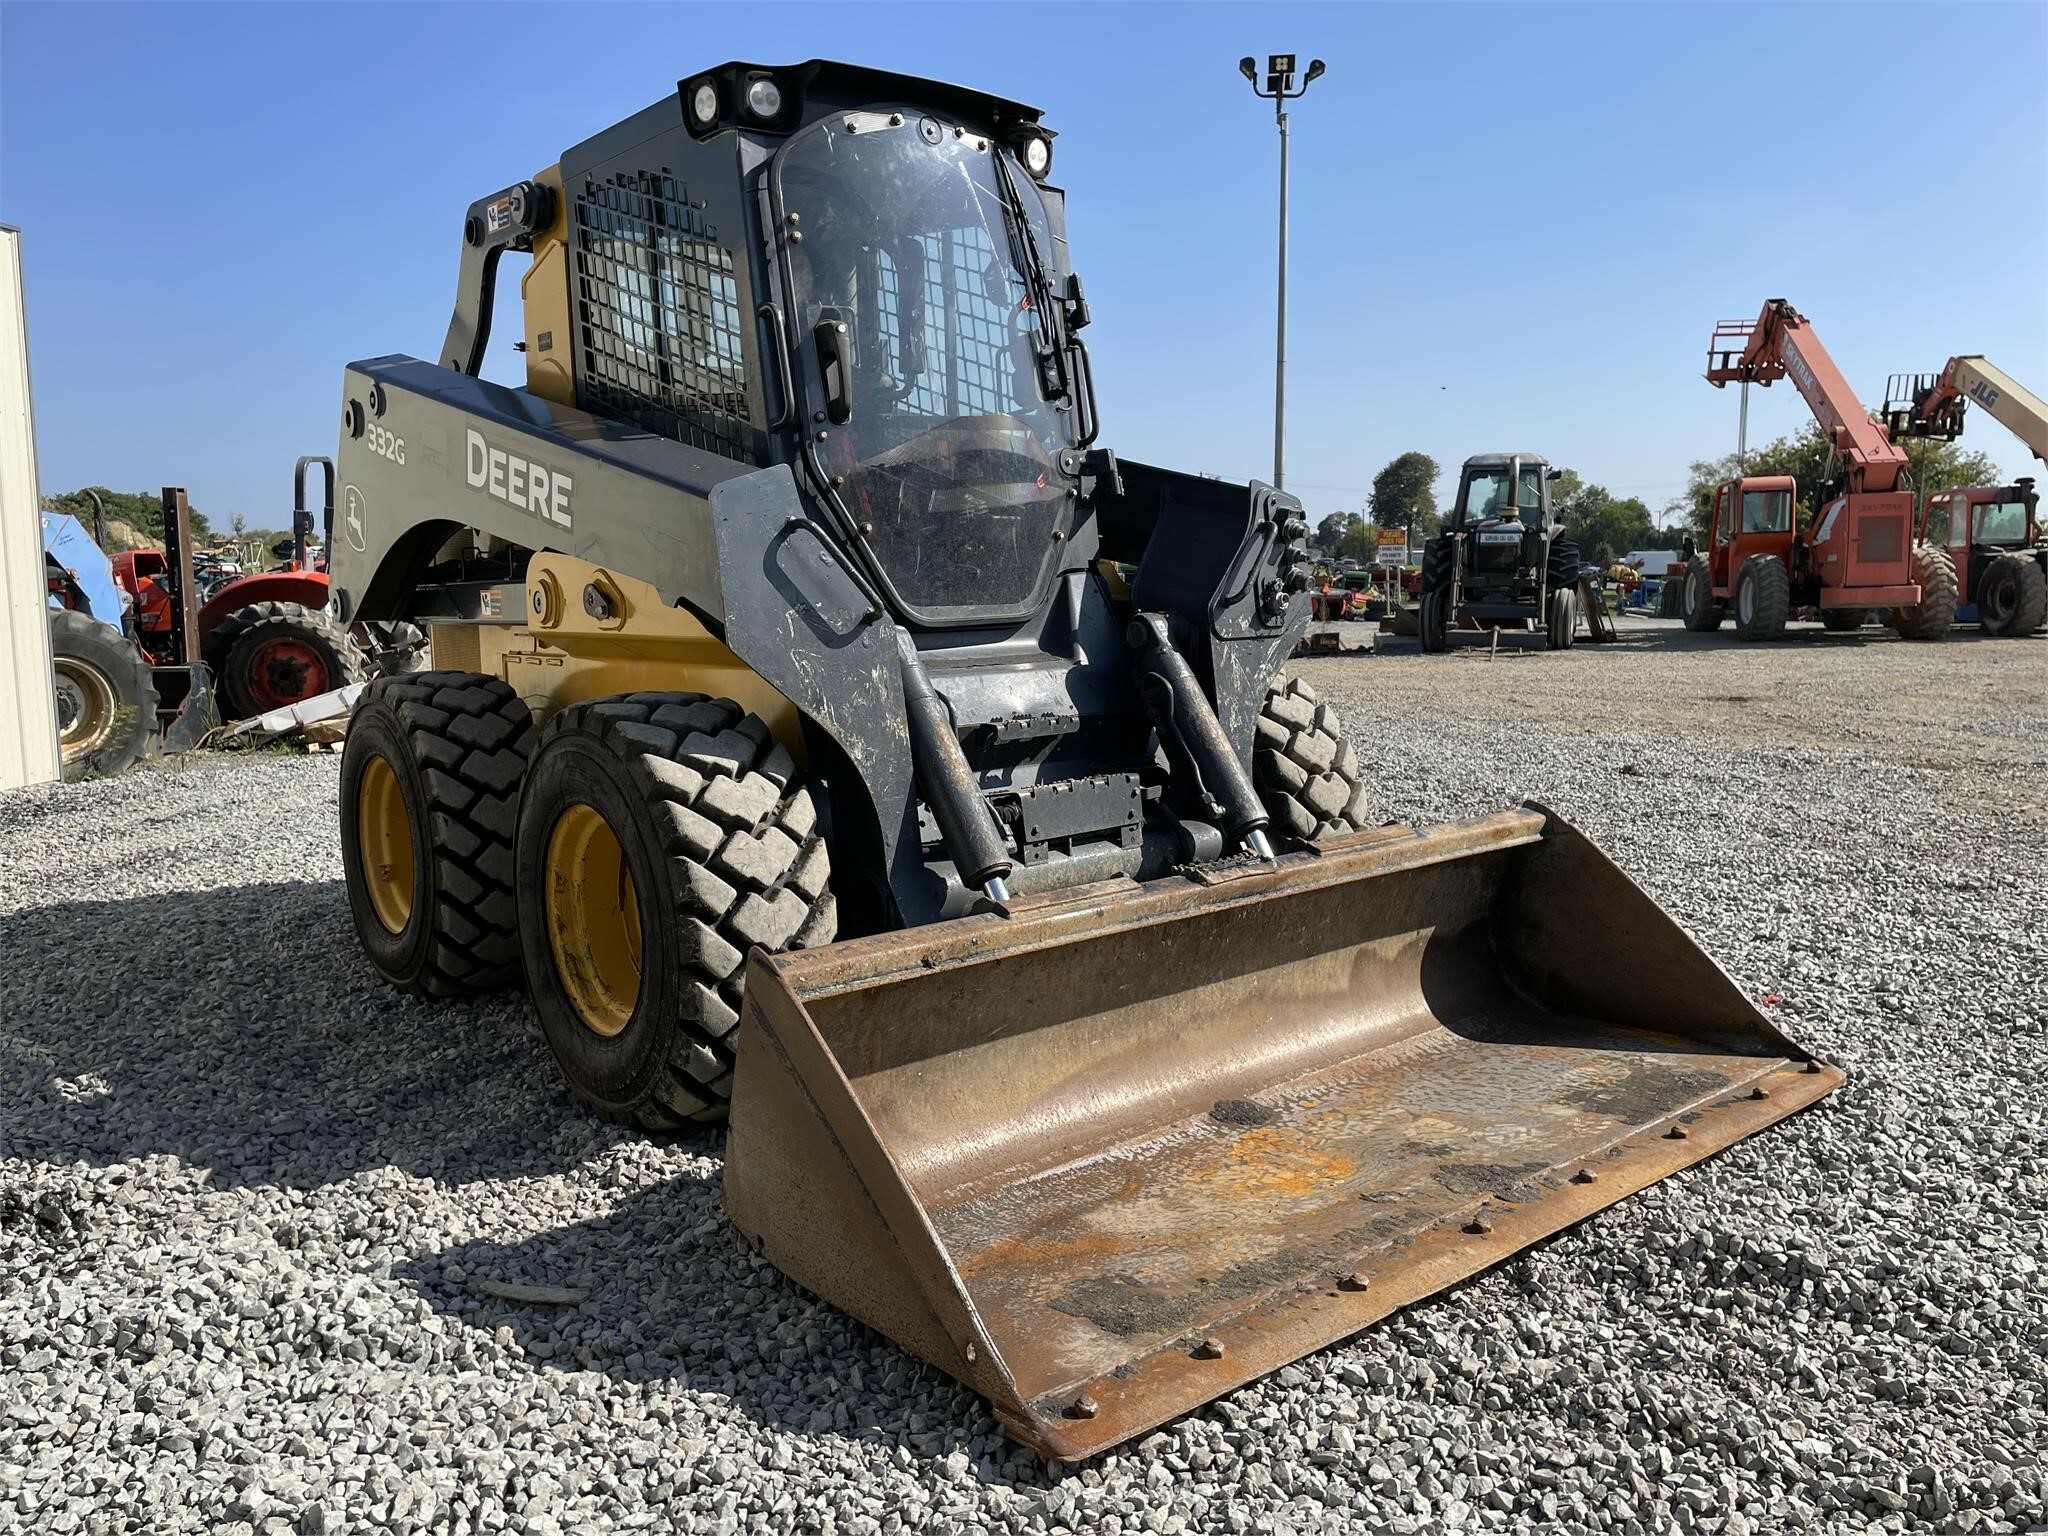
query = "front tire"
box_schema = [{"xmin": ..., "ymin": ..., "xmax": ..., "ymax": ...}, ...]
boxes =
[
  {"xmin": 206, "ymin": 600, "xmax": 367, "ymax": 720},
  {"xmin": 49, "ymin": 609, "xmax": 157, "ymax": 782},
  {"xmin": 339, "ymin": 671, "xmax": 532, "ymax": 997},
  {"xmin": 1732, "ymin": 554, "xmax": 1790, "ymax": 641},
  {"xmin": 514, "ymin": 694, "xmax": 835, "ymax": 1131},
  {"xmin": 1418, "ymin": 589, "xmax": 1450, "ymax": 652},
  {"xmin": 1252, "ymin": 678, "xmax": 1372, "ymax": 846},
  {"xmin": 1545, "ymin": 585, "xmax": 1578, "ymax": 650},
  {"xmin": 1681, "ymin": 555, "xmax": 1724, "ymax": 632},
  {"xmin": 1889, "ymin": 545, "xmax": 1958, "ymax": 641},
  {"xmin": 1978, "ymin": 553, "xmax": 2048, "ymax": 637}
]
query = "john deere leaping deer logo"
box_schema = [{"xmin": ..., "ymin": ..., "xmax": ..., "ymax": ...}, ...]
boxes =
[{"xmin": 343, "ymin": 484, "xmax": 368, "ymax": 554}]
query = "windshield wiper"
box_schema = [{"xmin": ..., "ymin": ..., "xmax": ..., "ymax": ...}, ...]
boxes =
[{"xmin": 989, "ymin": 152, "xmax": 1071, "ymax": 408}]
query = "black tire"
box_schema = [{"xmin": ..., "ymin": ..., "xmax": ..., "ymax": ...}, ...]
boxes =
[
  {"xmin": 1819, "ymin": 607, "xmax": 1867, "ymax": 632},
  {"xmin": 1544, "ymin": 537, "xmax": 1582, "ymax": 594},
  {"xmin": 515, "ymin": 694, "xmax": 835, "ymax": 1130},
  {"xmin": 205, "ymin": 600, "xmax": 367, "ymax": 721},
  {"xmin": 1418, "ymin": 588, "xmax": 1450, "ymax": 652},
  {"xmin": 340, "ymin": 671, "xmax": 533, "ymax": 998},
  {"xmin": 1978, "ymin": 553, "xmax": 2048, "ymax": 638},
  {"xmin": 1252, "ymin": 677, "xmax": 1372, "ymax": 846},
  {"xmin": 1657, "ymin": 581, "xmax": 1683, "ymax": 619},
  {"xmin": 1681, "ymin": 554, "xmax": 1724, "ymax": 631},
  {"xmin": 1889, "ymin": 545, "xmax": 1958, "ymax": 641},
  {"xmin": 49, "ymin": 608, "xmax": 157, "ymax": 782},
  {"xmin": 1732, "ymin": 553, "xmax": 1790, "ymax": 641},
  {"xmin": 1545, "ymin": 585, "xmax": 1577, "ymax": 650}
]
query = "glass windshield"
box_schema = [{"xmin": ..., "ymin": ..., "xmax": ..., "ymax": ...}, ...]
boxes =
[
  {"xmin": 1976, "ymin": 501, "xmax": 2030, "ymax": 544},
  {"xmin": 776, "ymin": 117, "xmax": 1074, "ymax": 618},
  {"xmin": 1925, "ymin": 502, "xmax": 1952, "ymax": 546},
  {"xmin": 1458, "ymin": 464, "xmax": 1544, "ymax": 525},
  {"xmin": 1741, "ymin": 490, "xmax": 1791, "ymax": 533}
]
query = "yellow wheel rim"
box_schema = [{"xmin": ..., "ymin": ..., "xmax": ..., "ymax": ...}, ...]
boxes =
[
  {"xmin": 544, "ymin": 803, "xmax": 643, "ymax": 1037},
  {"xmin": 52, "ymin": 658, "xmax": 116, "ymax": 762},
  {"xmin": 356, "ymin": 754, "xmax": 415, "ymax": 935}
]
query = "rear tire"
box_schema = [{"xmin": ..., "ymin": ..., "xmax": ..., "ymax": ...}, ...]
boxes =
[
  {"xmin": 206, "ymin": 600, "xmax": 367, "ymax": 720},
  {"xmin": 1681, "ymin": 555, "xmax": 1724, "ymax": 632},
  {"xmin": 514, "ymin": 694, "xmax": 835, "ymax": 1131},
  {"xmin": 1978, "ymin": 553, "xmax": 2048, "ymax": 637},
  {"xmin": 340, "ymin": 671, "xmax": 533, "ymax": 997},
  {"xmin": 1889, "ymin": 545, "xmax": 1958, "ymax": 641},
  {"xmin": 1253, "ymin": 678, "xmax": 1372, "ymax": 846},
  {"xmin": 1819, "ymin": 608, "xmax": 1868, "ymax": 632},
  {"xmin": 1732, "ymin": 554, "xmax": 1790, "ymax": 641},
  {"xmin": 49, "ymin": 609, "xmax": 157, "ymax": 782},
  {"xmin": 1544, "ymin": 585, "xmax": 1577, "ymax": 650}
]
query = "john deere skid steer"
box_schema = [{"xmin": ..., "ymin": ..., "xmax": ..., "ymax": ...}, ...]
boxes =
[{"xmin": 330, "ymin": 61, "xmax": 1841, "ymax": 1458}]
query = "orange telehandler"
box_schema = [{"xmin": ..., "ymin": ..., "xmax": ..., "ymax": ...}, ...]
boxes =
[{"xmin": 1687, "ymin": 300, "xmax": 1952, "ymax": 641}]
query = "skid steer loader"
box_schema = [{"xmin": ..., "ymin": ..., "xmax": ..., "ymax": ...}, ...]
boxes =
[{"xmin": 329, "ymin": 61, "xmax": 1842, "ymax": 1459}]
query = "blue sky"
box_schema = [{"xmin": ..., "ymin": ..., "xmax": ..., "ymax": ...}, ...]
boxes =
[{"xmin": 4, "ymin": 2, "xmax": 2044, "ymax": 529}]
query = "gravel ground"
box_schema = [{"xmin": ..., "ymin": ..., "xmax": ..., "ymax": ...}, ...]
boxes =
[{"xmin": 3, "ymin": 615, "xmax": 2044, "ymax": 1535}]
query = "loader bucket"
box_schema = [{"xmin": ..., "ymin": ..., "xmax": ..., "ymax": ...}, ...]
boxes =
[{"xmin": 723, "ymin": 806, "xmax": 1841, "ymax": 1459}]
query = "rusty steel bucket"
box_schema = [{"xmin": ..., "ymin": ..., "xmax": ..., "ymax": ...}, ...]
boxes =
[{"xmin": 722, "ymin": 805, "xmax": 1841, "ymax": 1459}]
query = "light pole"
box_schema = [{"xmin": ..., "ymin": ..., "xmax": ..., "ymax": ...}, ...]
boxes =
[{"xmin": 1240, "ymin": 53, "xmax": 1324, "ymax": 492}]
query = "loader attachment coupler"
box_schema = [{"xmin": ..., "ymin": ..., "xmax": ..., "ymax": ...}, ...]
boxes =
[{"xmin": 723, "ymin": 806, "xmax": 1841, "ymax": 1459}]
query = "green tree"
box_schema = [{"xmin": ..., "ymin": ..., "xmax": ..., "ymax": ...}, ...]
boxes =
[
  {"xmin": 1337, "ymin": 522, "xmax": 1381, "ymax": 563},
  {"xmin": 1667, "ymin": 424, "xmax": 2001, "ymax": 541},
  {"xmin": 39, "ymin": 486, "xmax": 213, "ymax": 545},
  {"xmin": 1315, "ymin": 511, "xmax": 1361, "ymax": 552},
  {"xmin": 1555, "ymin": 480, "xmax": 1659, "ymax": 566},
  {"xmin": 1369, "ymin": 452, "xmax": 1440, "ymax": 535}
]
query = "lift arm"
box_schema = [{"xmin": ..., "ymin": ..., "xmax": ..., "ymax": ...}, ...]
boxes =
[
  {"xmin": 1883, "ymin": 356, "xmax": 2048, "ymax": 468},
  {"xmin": 1705, "ymin": 299, "xmax": 1908, "ymax": 493}
]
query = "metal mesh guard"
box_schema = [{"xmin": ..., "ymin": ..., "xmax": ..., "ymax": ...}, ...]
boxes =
[{"xmin": 572, "ymin": 172, "xmax": 755, "ymax": 462}]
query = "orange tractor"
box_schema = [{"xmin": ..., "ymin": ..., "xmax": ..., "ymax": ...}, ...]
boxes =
[{"xmin": 1686, "ymin": 300, "xmax": 1951, "ymax": 641}]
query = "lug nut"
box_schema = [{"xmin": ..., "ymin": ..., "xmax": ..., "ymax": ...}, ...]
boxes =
[
  {"xmin": 1570, "ymin": 1168, "xmax": 1598, "ymax": 1185},
  {"xmin": 1338, "ymin": 1269, "xmax": 1370, "ymax": 1293},
  {"xmin": 1067, "ymin": 1394, "xmax": 1099, "ymax": 1420},
  {"xmin": 1751, "ymin": 1086, "xmax": 1772, "ymax": 1101},
  {"xmin": 1665, "ymin": 1124, "xmax": 1689, "ymax": 1140},
  {"xmin": 1463, "ymin": 1214, "xmax": 1492, "ymax": 1235},
  {"xmin": 1192, "ymin": 1338, "xmax": 1226, "ymax": 1360},
  {"xmin": 1804, "ymin": 1060, "xmax": 1824, "ymax": 1074}
]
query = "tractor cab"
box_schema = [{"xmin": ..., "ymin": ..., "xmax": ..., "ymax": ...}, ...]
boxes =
[
  {"xmin": 1921, "ymin": 478, "xmax": 2047, "ymax": 634},
  {"xmin": 1446, "ymin": 453, "xmax": 1558, "ymax": 582},
  {"xmin": 1706, "ymin": 475, "xmax": 1797, "ymax": 589}
]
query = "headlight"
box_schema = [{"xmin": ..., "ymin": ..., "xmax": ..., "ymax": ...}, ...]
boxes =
[
  {"xmin": 688, "ymin": 81, "xmax": 719, "ymax": 128},
  {"xmin": 746, "ymin": 77, "xmax": 783, "ymax": 119},
  {"xmin": 1019, "ymin": 134, "xmax": 1052, "ymax": 179}
]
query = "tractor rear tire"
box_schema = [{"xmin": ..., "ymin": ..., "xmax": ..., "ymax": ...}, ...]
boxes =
[
  {"xmin": 207, "ymin": 600, "xmax": 367, "ymax": 721},
  {"xmin": 1819, "ymin": 608, "xmax": 1868, "ymax": 633},
  {"xmin": 1544, "ymin": 538, "xmax": 1582, "ymax": 597},
  {"xmin": 340, "ymin": 671, "xmax": 533, "ymax": 998},
  {"xmin": 1545, "ymin": 585, "xmax": 1578, "ymax": 650},
  {"xmin": 1978, "ymin": 553, "xmax": 2048, "ymax": 637},
  {"xmin": 49, "ymin": 608, "xmax": 157, "ymax": 782},
  {"xmin": 1254, "ymin": 677, "xmax": 1373, "ymax": 846},
  {"xmin": 1681, "ymin": 555, "xmax": 1724, "ymax": 632},
  {"xmin": 514, "ymin": 694, "xmax": 836, "ymax": 1131},
  {"xmin": 1732, "ymin": 554, "xmax": 1790, "ymax": 641},
  {"xmin": 1889, "ymin": 546, "xmax": 1958, "ymax": 641}
]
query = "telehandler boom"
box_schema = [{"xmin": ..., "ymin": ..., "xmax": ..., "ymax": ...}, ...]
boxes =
[{"xmin": 330, "ymin": 62, "xmax": 1841, "ymax": 1457}]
